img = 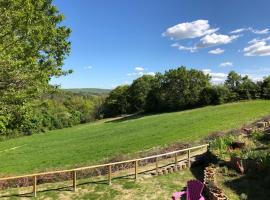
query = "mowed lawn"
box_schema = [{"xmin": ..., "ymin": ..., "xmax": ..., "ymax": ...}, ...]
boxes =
[{"xmin": 1, "ymin": 100, "xmax": 270, "ymax": 176}]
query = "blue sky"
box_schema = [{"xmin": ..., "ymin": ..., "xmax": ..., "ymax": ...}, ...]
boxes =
[{"xmin": 52, "ymin": 0, "xmax": 270, "ymax": 89}]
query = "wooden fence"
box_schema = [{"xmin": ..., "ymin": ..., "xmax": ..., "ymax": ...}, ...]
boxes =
[{"xmin": 0, "ymin": 144, "xmax": 209, "ymax": 197}]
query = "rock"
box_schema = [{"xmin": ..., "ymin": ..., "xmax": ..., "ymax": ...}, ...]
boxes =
[{"xmin": 257, "ymin": 121, "xmax": 268, "ymax": 128}]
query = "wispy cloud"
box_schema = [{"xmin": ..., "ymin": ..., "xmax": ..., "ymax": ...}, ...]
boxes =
[
  {"xmin": 230, "ymin": 27, "xmax": 269, "ymax": 35},
  {"xmin": 171, "ymin": 43, "xmax": 197, "ymax": 53},
  {"xmin": 84, "ymin": 66, "xmax": 93, "ymax": 70},
  {"xmin": 127, "ymin": 67, "xmax": 155, "ymax": 77},
  {"xmin": 252, "ymin": 28, "xmax": 269, "ymax": 34},
  {"xmin": 135, "ymin": 67, "xmax": 144, "ymax": 72},
  {"xmin": 230, "ymin": 28, "xmax": 247, "ymax": 34},
  {"xmin": 208, "ymin": 48, "xmax": 225, "ymax": 55},
  {"xmin": 219, "ymin": 62, "xmax": 233, "ymax": 67}
]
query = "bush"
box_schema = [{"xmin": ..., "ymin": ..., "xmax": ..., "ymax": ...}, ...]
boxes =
[
  {"xmin": 200, "ymin": 85, "xmax": 231, "ymax": 105},
  {"xmin": 210, "ymin": 135, "xmax": 235, "ymax": 159}
]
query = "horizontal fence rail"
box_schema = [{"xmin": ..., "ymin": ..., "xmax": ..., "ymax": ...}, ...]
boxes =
[{"xmin": 0, "ymin": 143, "xmax": 209, "ymax": 197}]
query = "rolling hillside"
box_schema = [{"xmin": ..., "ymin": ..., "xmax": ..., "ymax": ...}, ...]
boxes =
[
  {"xmin": 1, "ymin": 100, "xmax": 270, "ymax": 176},
  {"xmin": 63, "ymin": 88, "xmax": 111, "ymax": 96}
]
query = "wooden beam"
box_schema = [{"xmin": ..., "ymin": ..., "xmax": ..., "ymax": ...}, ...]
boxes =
[{"xmin": 174, "ymin": 153, "xmax": 177, "ymax": 166}]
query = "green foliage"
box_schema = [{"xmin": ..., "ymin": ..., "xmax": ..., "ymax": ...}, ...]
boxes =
[
  {"xmin": 200, "ymin": 85, "xmax": 231, "ymax": 105},
  {"xmin": 103, "ymin": 66, "xmax": 211, "ymax": 116},
  {"xmin": 103, "ymin": 85, "xmax": 130, "ymax": 117},
  {"xmin": 210, "ymin": 135, "xmax": 235, "ymax": 159},
  {"xmin": 128, "ymin": 75, "xmax": 156, "ymax": 112},
  {"xmin": 63, "ymin": 88, "xmax": 111, "ymax": 96},
  {"xmin": 225, "ymin": 71, "xmax": 261, "ymax": 101},
  {"xmin": 161, "ymin": 67, "xmax": 210, "ymax": 110},
  {"xmin": 261, "ymin": 76, "xmax": 270, "ymax": 99},
  {"xmin": 0, "ymin": 0, "xmax": 71, "ymax": 136},
  {"xmin": 103, "ymin": 68, "xmax": 270, "ymax": 118},
  {"xmin": 251, "ymin": 131, "xmax": 264, "ymax": 141}
]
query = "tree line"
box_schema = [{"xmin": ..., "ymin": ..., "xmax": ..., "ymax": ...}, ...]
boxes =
[
  {"xmin": 102, "ymin": 67, "xmax": 270, "ymax": 117},
  {"xmin": 1, "ymin": 1, "xmax": 270, "ymax": 139}
]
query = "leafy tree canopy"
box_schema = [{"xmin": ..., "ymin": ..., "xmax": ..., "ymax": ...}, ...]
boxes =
[{"xmin": 0, "ymin": 0, "xmax": 71, "ymax": 135}]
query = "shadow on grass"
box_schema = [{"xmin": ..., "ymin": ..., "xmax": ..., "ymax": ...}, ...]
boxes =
[
  {"xmin": 223, "ymin": 171, "xmax": 270, "ymax": 200},
  {"xmin": 104, "ymin": 113, "xmax": 144, "ymax": 123},
  {"xmin": 190, "ymin": 151, "xmax": 219, "ymax": 181}
]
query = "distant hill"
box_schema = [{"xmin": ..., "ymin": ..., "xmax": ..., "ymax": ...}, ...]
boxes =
[{"xmin": 63, "ymin": 88, "xmax": 111, "ymax": 96}]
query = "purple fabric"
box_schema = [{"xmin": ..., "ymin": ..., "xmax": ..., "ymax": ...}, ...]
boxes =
[{"xmin": 171, "ymin": 180, "xmax": 204, "ymax": 200}]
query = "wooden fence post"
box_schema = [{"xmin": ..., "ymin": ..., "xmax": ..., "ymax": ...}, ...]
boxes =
[
  {"xmin": 108, "ymin": 165, "xmax": 112, "ymax": 185},
  {"xmin": 155, "ymin": 157, "xmax": 159, "ymax": 173},
  {"xmin": 174, "ymin": 153, "xmax": 177, "ymax": 166},
  {"xmin": 187, "ymin": 150, "xmax": 191, "ymax": 168},
  {"xmin": 134, "ymin": 160, "xmax": 138, "ymax": 180},
  {"xmin": 33, "ymin": 176, "xmax": 37, "ymax": 197},
  {"xmin": 73, "ymin": 171, "xmax": 77, "ymax": 191}
]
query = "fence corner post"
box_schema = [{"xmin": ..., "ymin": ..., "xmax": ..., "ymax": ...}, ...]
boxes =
[
  {"xmin": 155, "ymin": 157, "xmax": 159, "ymax": 173},
  {"xmin": 73, "ymin": 171, "xmax": 77, "ymax": 192},
  {"xmin": 187, "ymin": 149, "xmax": 191, "ymax": 168},
  {"xmin": 108, "ymin": 165, "xmax": 112, "ymax": 185},
  {"xmin": 134, "ymin": 160, "xmax": 138, "ymax": 180},
  {"xmin": 33, "ymin": 176, "xmax": 37, "ymax": 197}
]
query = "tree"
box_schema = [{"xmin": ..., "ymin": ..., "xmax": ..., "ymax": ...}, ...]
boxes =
[
  {"xmin": 145, "ymin": 73, "xmax": 164, "ymax": 112},
  {"xmin": 225, "ymin": 72, "xmax": 259, "ymax": 100},
  {"xmin": 103, "ymin": 85, "xmax": 130, "ymax": 117},
  {"xmin": 128, "ymin": 75, "xmax": 155, "ymax": 112},
  {"xmin": 200, "ymin": 85, "xmax": 230, "ymax": 105},
  {"xmin": 161, "ymin": 67, "xmax": 210, "ymax": 110},
  {"xmin": 238, "ymin": 76, "xmax": 259, "ymax": 99},
  {"xmin": 0, "ymin": 0, "xmax": 71, "ymax": 136},
  {"xmin": 261, "ymin": 76, "xmax": 270, "ymax": 99}
]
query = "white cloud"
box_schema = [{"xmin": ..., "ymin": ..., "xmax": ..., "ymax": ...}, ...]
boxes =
[
  {"xmin": 127, "ymin": 67, "xmax": 155, "ymax": 77},
  {"xmin": 252, "ymin": 28, "xmax": 269, "ymax": 34},
  {"xmin": 197, "ymin": 33, "xmax": 240, "ymax": 48},
  {"xmin": 208, "ymin": 48, "xmax": 225, "ymax": 55},
  {"xmin": 135, "ymin": 67, "xmax": 144, "ymax": 72},
  {"xmin": 163, "ymin": 19, "xmax": 218, "ymax": 40},
  {"xmin": 127, "ymin": 72, "xmax": 137, "ymax": 76},
  {"xmin": 146, "ymin": 72, "xmax": 156, "ymax": 76},
  {"xmin": 243, "ymin": 38, "xmax": 270, "ymax": 56},
  {"xmin": 172, "ymin": 33, "xmax": 239, "ymax": 52},
  {"xmin": 84, "ymin": 66, "xmax": 93, "ymax": 70},
  {"xmin": 219, "ymin": 62, "xmax": 233, "ymax": 67},
  {"xmin": 171, "ymin": 43, "xmax": 197, "ymax": 53},
  {"xmin": 230, "ymin": 27, "xmax": 269, "ymax": 35},
  {"xmin": 230, "ymin": 28, "xmax": 247, "ymax": 34},
  {"xmin": 202, "ymin": 69, "xmax": 227, "ymax": 83}
]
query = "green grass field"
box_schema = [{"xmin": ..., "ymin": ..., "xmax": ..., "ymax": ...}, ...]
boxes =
[
  {"xmin": 0, "ymin": 167, "xmax": 242, "ymax": 200},
  {"xmin": 1, "ymin": 100, "xmax": 270, "ymax": 176}
]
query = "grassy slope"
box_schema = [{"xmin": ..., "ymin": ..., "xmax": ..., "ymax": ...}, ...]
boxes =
[{"xmin": 1, "ymin": 100, "xmax": 270, "ymax": 175}]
